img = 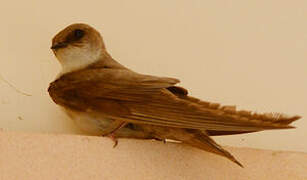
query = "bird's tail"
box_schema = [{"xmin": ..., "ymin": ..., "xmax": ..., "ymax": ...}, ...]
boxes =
[{"xmin": 183, "ymin": 130, "xmax": 243, "ymax": 167}]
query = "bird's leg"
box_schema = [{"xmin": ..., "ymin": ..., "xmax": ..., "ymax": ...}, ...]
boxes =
[
  {"xmin": 108, "ymin": 134, "xmax": 119, "ymax": 148},
  {"xmin": 101, "ymin": 120, "xmax": 128, "ymax": 147}
]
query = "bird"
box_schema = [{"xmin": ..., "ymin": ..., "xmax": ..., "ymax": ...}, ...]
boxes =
[{"xmin": 48, "ymin": 23, "xmax": 300, "ymax": 167}]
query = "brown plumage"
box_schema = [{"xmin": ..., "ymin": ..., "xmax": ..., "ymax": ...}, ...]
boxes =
[{"xmin": 48, "ymin": 23, "xmax": 300, "ymax": 167}]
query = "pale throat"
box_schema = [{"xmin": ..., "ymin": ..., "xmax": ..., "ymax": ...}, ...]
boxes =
[{"xmin": 56, "ymin": 46, "xmax": 102, "ymax": 77}]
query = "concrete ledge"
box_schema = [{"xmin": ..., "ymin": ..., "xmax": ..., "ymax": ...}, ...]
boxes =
[{"xmin": 0, "ymin": 131, "xmax": 306, "ymax": 180}]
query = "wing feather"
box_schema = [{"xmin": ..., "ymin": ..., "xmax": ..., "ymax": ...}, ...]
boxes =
[{"xmin": 49, "ymin": 68, "xmax": 299, "ymax": 131}]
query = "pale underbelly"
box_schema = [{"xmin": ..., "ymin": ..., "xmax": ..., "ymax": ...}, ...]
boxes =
[
  {"xmin": 62, "ymin": 107, "xmax": 113, "ymax": 135},
  {"xmin": 61, "ymin": 107, "xmax": 155, "ymax": 139}
]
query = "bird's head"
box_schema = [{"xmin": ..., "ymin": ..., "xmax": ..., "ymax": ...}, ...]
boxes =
[{"xmin": 51, "ymin": 23, "xmax": 105, "ymax": 74}]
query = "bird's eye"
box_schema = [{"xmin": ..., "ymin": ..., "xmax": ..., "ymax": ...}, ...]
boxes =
[{"xmin": 74, "ymin": 29, "xmax": 85, "ymax": 39}]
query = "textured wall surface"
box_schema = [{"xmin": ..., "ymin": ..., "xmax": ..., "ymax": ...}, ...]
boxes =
[{"xmin": 0, "ymin": 131, "xmax": 306, "ymax": 180}]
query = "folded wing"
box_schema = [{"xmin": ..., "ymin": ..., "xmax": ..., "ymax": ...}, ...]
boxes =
[{"xmin": 49, "ymin": 68, "xmax": 300, "ymax": 132}]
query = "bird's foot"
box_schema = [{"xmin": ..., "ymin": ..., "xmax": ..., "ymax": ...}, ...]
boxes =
[{"xmin": 106, "ymin": 133, "xmax": 118, "ymax": 148}]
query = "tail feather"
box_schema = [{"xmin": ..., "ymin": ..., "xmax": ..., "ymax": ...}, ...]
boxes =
[
  {"xmin": 183, "ymin": 130, "xmax": 243, "ymax": 167},
  {"xmin": 166, "ymin": 86, "xmax": 300, "ymax": 167}
]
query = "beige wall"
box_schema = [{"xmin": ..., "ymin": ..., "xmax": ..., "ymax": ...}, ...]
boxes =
[
  {"xmin": 1, "ymin": 131, "xmax": 307, "ymax": 180},
  {"xmin": 0, "ymin": 0, "xmax": 306, "ymax": 152}
]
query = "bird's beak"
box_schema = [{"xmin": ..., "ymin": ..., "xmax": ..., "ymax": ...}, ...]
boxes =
[{"xmin": 51, "ymin": 42, "xmax": 68, "ymax": 50}]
